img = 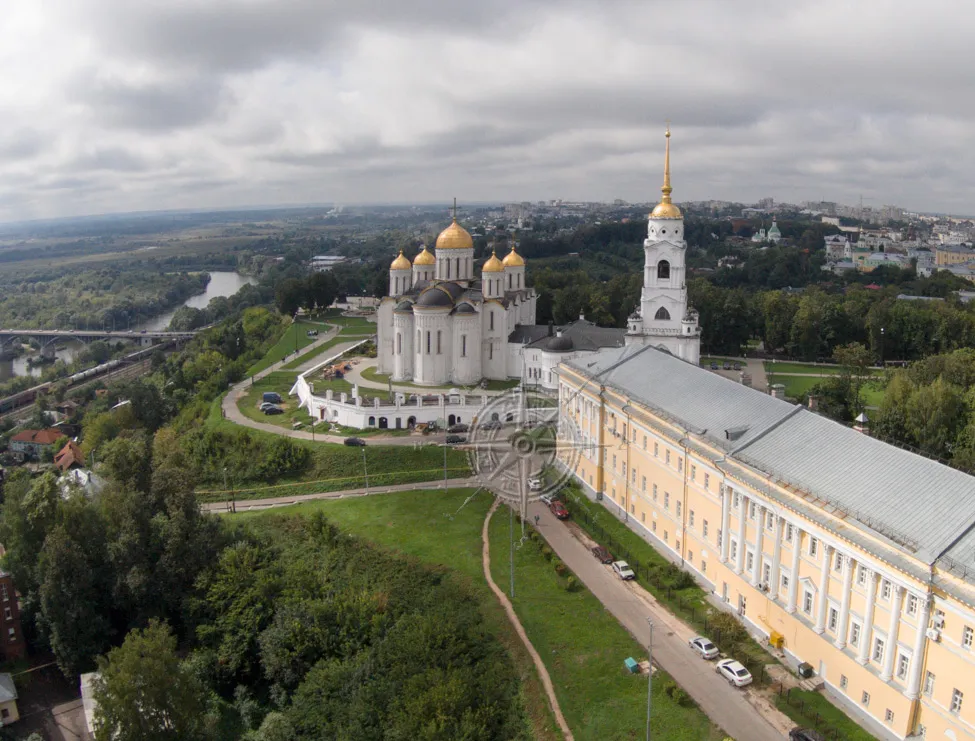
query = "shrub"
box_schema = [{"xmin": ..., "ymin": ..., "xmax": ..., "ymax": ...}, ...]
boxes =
[
  {"xmin": 553, "ymin": 559, "xmax": 567, "ymax": 577},
  {"xmin": 565, "ymin": 576, "xmax": 578, "ymax": 592},
  {"xmin": 708, "ymin": 612, "xmax": 748, "ymax": 645},
  {"xmin": 541, "ymin": 546, "xmax": 553, "ymax": 561},
  {"xmin": 663, "ymin": 563, "xmax": 696, "ymax": 590}
]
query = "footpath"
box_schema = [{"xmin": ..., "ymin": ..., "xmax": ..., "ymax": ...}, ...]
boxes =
[{"xmin": 529, "ymin": 499, "xmax": 793, "ymax": 741}]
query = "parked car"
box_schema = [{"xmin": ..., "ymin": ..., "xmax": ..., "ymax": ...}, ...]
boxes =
[
  {"xmin": 448, "ymin": 423, "xmax": 469, "ymax": 433},
  {"xmin": 715, "ymin": 659, "xmax": 752, "ymax": 687},
  {"xmin": 263, "ymin": 406, "xmax": 284, "ymax": 415},
  {"xmin": 549, "ymin": 500, "xmax": 569, "ymax": 519},
  {"xmin": 710, "ymin": 362, "xmax": 719, "ymax": 370},
  {"xmin": 259, "ymin": 401, "xmax": 278, "ymax": 411},
  {"xmin": 722, "ymin": 360, "xmax": 732, "ymax": 370},
  {"xmin": 612, "ymin": 560, "xmax": 635, "ymax": 580},
  {"xmin": 480, "ymin": 419, "xmax": 502, "ymax": 430},
  {"xmin": 788, "ymin": 729, "xmax": 826, "ymax": 741},
  {"xmin": 688, "ymin": 636, "xmax": 719, "ymax": 660},
  {"xmin": 528, "ymin": 477, "xmax": 543, "ymax": 491},
  {"xmin": 262, "ymin": 392, "xmax": 283, "ymax": 404},
  {"xmin": 591, "ymin": 545, "xmax": 614, "ymax": 564},
  {"xmin": 733, "ymin": 362, "xmax": 742, "ymax": 371},
  {"xmin": 343, "ymin": 437, "xmax": 366, "ymax": 446},
  {"xmin": 445, "ymin": 435, "xmax": 466, "ymax": 444}
]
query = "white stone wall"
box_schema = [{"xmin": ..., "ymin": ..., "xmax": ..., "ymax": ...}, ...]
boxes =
[
  {"xmin": 451, "ymin": 314, "xmax": 481, "ymax": 386},
  {"xmin": 392, "ymin": 311, "xmax": 415, "ymax": 381},
  {"xmin": 412, "ymin": 308, "xmax": 452, "ymax": 385},
  {"xmin": 376, "ymin": 300, "xmax": 395, "ymax": 375}
]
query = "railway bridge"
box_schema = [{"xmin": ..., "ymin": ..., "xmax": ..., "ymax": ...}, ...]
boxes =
[{"xmin": 0, "ymin": 329, "xmax": 196, "ymax": 358}]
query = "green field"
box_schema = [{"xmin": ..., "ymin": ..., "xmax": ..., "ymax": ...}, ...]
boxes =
[
  {"xmin": 246, "ymin": 320, "xmax": 329, "ymax": 375},
  {"xmin": 237, "ymin": 490, "xmax": 726, "ymax": 740},
  {"xmin": 280, "ymin": 337, "xmax": 349, "ymax": 369},
  {"xmin": 773, "ymin": 375, "xmax": 886, "ymax": 407},
  {"xmin": 237, "ymin": 371, "xmax": 353, "ymax": 430}
]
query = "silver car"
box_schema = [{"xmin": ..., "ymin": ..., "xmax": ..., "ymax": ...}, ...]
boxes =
[
  {"xmin": 688, "ymin": 636, "xmax": 719, "ymax": 660},
  {"xmin": 612, "ymin": 561, "xmax": 635, "ymax": 580},
  {"xmin": 715, "ymin": 658, "xmax": 753, "ymax": 687}
]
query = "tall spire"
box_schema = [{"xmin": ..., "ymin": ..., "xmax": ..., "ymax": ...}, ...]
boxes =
[
  {"xmin": 650, "ymin": 125, "xmax": 682, "ymax": 219},
  {"xmin": 661, "ymin": 125, "xmax": 673, "ymax": 203},
  {"xmin": 452, "ymin": 197, "xmax": 458, "ymax": 222}
]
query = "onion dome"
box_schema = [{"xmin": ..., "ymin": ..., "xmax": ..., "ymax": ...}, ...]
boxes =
[
  {"xmin": 649, "ymin": 127, "xmax": 683, "ymax": 220},
  {"xmin": 502, "ymin": 242, "xmax": 525, "ymax": 267},
  {"xmin": 435, "ymin": 199, "xmax": 474, "ymax": 250},
  {"xmin": 413, "ymin": 245, "xmax": 435, "ymax": 266},
  {"xmin": 390, "ymin": 250, "xmax": 412, "ymax": 270},
  {"xmin": 482, "ymin": 249, "xmax": 504, "ymax": 272}
]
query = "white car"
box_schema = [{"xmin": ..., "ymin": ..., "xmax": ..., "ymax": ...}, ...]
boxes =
[
  {"xmin": 715, "ymin": 658, "xmax": 753, "ymax": 687},
  {"xmin": 612, "ymin": 561, "xmax": 635, "ymax": 580},
  {"xmin": 528, "ymin": 477, "xmax": 543, "ymax": 491},
  {"xmin": 688, "ymin": 636, "xmax": 719, "ymax": 660}
]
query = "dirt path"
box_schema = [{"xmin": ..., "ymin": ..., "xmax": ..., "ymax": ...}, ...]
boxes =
[{"xmin": 482, "ymin": 499, "xmax": 574, "ymax": 741}]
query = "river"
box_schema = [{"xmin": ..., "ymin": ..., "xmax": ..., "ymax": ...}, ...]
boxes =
[{"xmin": 0, "ymin": 271, "xmax": 257, "ymax": 381}]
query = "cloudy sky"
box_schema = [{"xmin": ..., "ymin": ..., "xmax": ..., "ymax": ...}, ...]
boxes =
[{"xmin": 0, "ymin": 0, "xmax": 972, "ymax": 221}]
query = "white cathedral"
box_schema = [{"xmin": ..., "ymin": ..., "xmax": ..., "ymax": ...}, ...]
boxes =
[{"xmin": 376, "ymin": 129, "xmax": 700, "ymax": 387}]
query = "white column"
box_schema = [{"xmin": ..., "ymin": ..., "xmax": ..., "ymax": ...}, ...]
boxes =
[
  {"xmin": 815, "ymin": 544, "xmax": 833, "ymax": 634},
  {"xmin": 720, "ymin": 486, "xmax": 731, "ymax": 563},
  {"xmin": 905, "ymin": 596, "xmax": 931, "ymax": 699},
  {"xmin": 770, "ymin": 516, "xmax": 784, "ymax": 598},
  {"xmin": 858, "ymin": 570, "xmax": 879, "ymax": 665},
  {"xmin": 751, "ymin": 506, "xmax": 765, "ymax": 586},
  {"xmin": 834, "ymin": 555, "xmax": 855, "ymax": 650},
  {"xmin": 736, "ymin": 494, "xmax": 748, "ymax": 574},
  {"xmin": 787, "ymin": 527, "xmax": 802, "ymax": 614},
  {"xmin": 880, "ymin": 585, "xmax": 904, "ymax": 681}
]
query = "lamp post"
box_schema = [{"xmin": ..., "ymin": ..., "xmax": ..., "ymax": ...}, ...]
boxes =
[
  {"xmin": 361, "ymin": 446, "xmax": 369, "ymax": 494},
  {"xmin": 646, "ymin": 617, "xmax": 654, "ymax": 741},
  {"xmin": 879, "ymin": 326, "xmax": 885, "ymax": 367}
]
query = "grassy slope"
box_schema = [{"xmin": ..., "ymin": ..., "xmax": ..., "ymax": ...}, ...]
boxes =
[
  {"xmin": 238, "ymin": 490, "xmax": 725, "ymax": 741},
  {"xmin": 247, "ymin": 320, "xmax": 327, "ymax": 375}
]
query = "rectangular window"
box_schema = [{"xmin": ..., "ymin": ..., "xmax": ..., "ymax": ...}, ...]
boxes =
[
  {"xmin": 652, "ymin": 520, "xmax": 657, "ymax": 532},
  {"xmin": 803, "ymin": 591, "xmax": 813, "ymax": 614},
  {"xmin": 691, "ymin": 465, "xmax": 696, "ymax": 480},
  {"xmin": 630, "ymin": 504, "xmax": 635, "ymax": 515},
  {"xmin": 461, "ymin": 335, "xmax": 467, "ymax": 357},
  {"xmin": 654, "ymin": 442, "xmax": 659, "ymax": 457},
  {"xmin": 896, "ymin": 654, "xmax": 910, "ymax": 680},
  {"xmin": 2, "ymin": 608, "xmax": 10, "ymax": 622},
  {"xmin": 885, "ymin": 709, "xmax": 894, "ymax": 724},
  {"xmin": 703, "ymin": 520, "xmax": 709, "ymax": 537},
  {"xmin": 436, "ymin": 330, "xmax": 442, "ymax": 354},
  {"xmin": 857, "ymin": 565, "xmax": 867, "ymax": 586},
  {"xmin": 762, "ymin": 562, "xmax": 771, "ymax": 585},
  {"xmin": 688, "ymin": 550, "xmax": 694, "ymax": 563},
  {"xmin": 701, "ymin": 559, "xmax": 707, "ymax": 573},
  {"xmin": 834, "ymin": 552, "xmax": 843, "ymax": 571},
  {"xmin": 622, "ymin": 462, "xmax": 626, "ymax": 477},
  {"xmin": 951, "ymin": 689, "xmax": 964, "ymax": 714},
  {"xmin": 689, "ymin": 510, "xmax": 695, "ymax": 528},
  {"xmin": 873, "ymin": 637, "xmax": 885, "ymax": 663},
  {"xmin": 653, "ymin": 484, "xmax": 658, "ymax": 501},
  {"xmin": 677, "ymin": 458, "xmax": 682, "ymax": 473},
  {"xmin": 733, "ymin": 491, "xmax": 740, "ymax": 508},
  {"xmin": 612, "ymin": 454, "xmax": 616, "ymax": 470},
  {"xmin": 749, "ymin": 502, "xmax": 756, "ymax": 520},
  {"xmin": 786, "ymin": 523, "xmax": 794, "ymax": 542},
  {"xmin": 489, "ymin": 343, "xmax": 494, "ymax": 360},
  {"xmin": 881, "ymin": 580, "xmax": 891, "ymax": 601},
  {"xmin": 963, "ymin": 626, "xmax": 973, "ymax": 649},
  {"xmin": 632, "ymin": 469, "xmax": 636, "ymax": 484},
  {"xmin": 907, "ymin": 594, "xmax": 918, "ymax": 615},
  {"xmin": 717, "ymin": 528, "xmax": 722, "ymax": 548},
  {"xmin": 850, "ymin": 622, "xmax": 861, "ymax": 647},
  {"xmin": 704, "ymin": 473, "xmax": 710, "ymax": 490},
  {"xmin": 840, "ymin": 675, "xmax": 848, "ymax": 690},
  {"xmin": 730, "ymin": 541, "xmax": 738, "ymax": 561},
  {"xmin": 664, "ymin": 531, "xmax": 669, "ymax": 542},
  {"xmin": 490, "ymin": 312, "xmax": 495, "ymax": 331},
  {"xmin": 666, "ymin": 450, "xmax": 671, "ymax": 465},
  {"xmin": 641, "ymin": 511, "xmax": 646, "ymax": 523},
  {"xmin": 0, "ymin": 586, "xmax": 7, "ymax": 602},
  {"xmin": 426, "ymin": 331, "xmax": 431, "ymax": 354},
  {"xmin": 6, "ymin": 628, "xmax": 13, "ymax": 641},
  {"xmin": 643, "ymin": 435, "xmax": 647, "ymax": 450},
  {"xmin": 828, "ymin": 607, "xmax": 839, "ymax": 632},
  {"xmin": 746, "ymin": 552, "xmax": 754, "ymax": 572},
  {"xmin": 642, "ymin": 476, "xmax": 647, "ymax": 492},
  {"xmin": 766, "ymin": 512, "xmax": 774, "ymax": 530},
  {"xmin": 676, "ymin": 501, "xmax": 682, "ymax": 518},
  {"xmin": 862, "ymin": 691, "xmax": 870, "ymax": 707},
  {"xmin": 924, "ymin": 672, "xmax": 935, "ymax": 697},
  {"xmin": 664, "ymin": 492, "xmax": 670, "ymax": 509},
  {"xmin": 809, "ymin": 537, "xmax": 819, "ymax": 557}
]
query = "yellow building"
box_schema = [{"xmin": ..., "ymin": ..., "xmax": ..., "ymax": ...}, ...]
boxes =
[
  {"xmin": 556, "ymin": 342, "xmax": 975, "ymax": 741},
  {"xmin": 936, "ymin": 244, "xmax": 975, "ymax": 266}
]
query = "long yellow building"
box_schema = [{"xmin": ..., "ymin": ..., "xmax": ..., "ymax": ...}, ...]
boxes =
[{"xmin": 556, "ymin": 344, "xmax": 975, "ymax": 741}]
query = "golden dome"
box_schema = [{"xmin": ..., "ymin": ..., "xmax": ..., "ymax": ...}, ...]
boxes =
[
  {"xmin": 482, "ymin": 249, "xmax": 504, "ymax": 272},
  {"xmin": 413, "ymin": 245, "xmax": 435, "ymax": 266},
  {"xmin": 502, "ymin": 242, "xmax": 525, "ymax": 267},
  {"xmin": 390, "ymin": 250, "xmax": 412, "ymax": 270},
  {"xmin": 649, "ymin": 126, "xmax": 683, "ymax": 220},
  {"xmin": 435, "ymin": 218, "xmax": 474, "ymax": 251}
]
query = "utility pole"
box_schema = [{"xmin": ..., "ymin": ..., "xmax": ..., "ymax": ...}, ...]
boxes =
[
  {"xmin": 361, "ymin": 447, "xmax": 369, "ymax": 493},
  {"xmin": 646, "ymin": 617, "xmax": 654, "ymax": 741}
]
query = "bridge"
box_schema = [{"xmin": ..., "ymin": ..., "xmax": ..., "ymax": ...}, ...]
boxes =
[{"xmin": 0, "ymin": 329, "xmax": 197, "ymax": 357}]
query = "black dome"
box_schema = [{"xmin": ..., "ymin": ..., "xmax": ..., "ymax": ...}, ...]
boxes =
[
  {"xmin": 394, "ymin": 300, "xmax": 414, "ymax": 313},
  {"xmin": 546, "ymin": 335, "xmax": 573, "ymax": 352},
  {"xmin": 415, "ymin": 287, "xmax": 454, "ymax": 308},
  {"xmin": 438, "ymin": 281, "xmax": 465, "ymax": 300},
  {"xmin": 452, "ymin": 302, "xmax": 476, "ymax": 315}
]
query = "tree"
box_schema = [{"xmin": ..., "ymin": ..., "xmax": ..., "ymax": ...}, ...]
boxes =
[
  {"xmin": 833, "ymin": 342, "xmax": 874, "ymax": 418},
  {"xmin": 93, "ymin": 620, "xmax": 206, "ymax": 741},
  {"xmin": 905, "ymin": 377, "xmax": 966, "ymax": 459},
  {"xmin": 306, "ymin": 272, "xmax": 338, "ymax": 311},
  {"xmin": 274, "ymin": 279, "xmax": 305, "ymax": 316}
]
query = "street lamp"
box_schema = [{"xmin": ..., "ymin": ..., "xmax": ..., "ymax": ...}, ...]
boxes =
[
  {"xmin": 646, "ymin": 617, "xmax": 654, "ymax": 741},
  {"xmin": 361, "ymin": 446, "xmax": 369, "ymax": 493},
  {"xmin": 879, "ymin": 327, "xmax": 885, "ymax": 367}
]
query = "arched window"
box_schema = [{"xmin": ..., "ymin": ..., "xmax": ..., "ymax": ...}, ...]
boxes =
[
  {"xmin": 654, "ymin": 307, "xmax": 671, "ymax": 321},
  {"xmin": 508, "ymin": 273, "xmax": 512, "ymax": 289},
  {"xmin": 368, "ymin": 416, "xmax": 376, "ymax": 426},
  {"xmin": 657, "ymin": 260, "xmax": 670, "ymax": 280},
  {"xmin": 396, "ymin": 333, "xmax": 401, "ymax": 354}
]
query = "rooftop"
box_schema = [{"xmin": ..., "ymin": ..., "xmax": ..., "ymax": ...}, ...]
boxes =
[{"xmin": 563, "ymin": 345, "xmax": 975, "ymax": 568}]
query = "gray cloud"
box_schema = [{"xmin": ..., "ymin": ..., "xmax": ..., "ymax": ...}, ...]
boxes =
[{"xmin": 0, "ymin": 0, "xmax": 973, "ymax": 221}]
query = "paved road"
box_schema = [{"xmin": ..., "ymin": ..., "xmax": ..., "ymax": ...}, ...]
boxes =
[
  {"xmin": 202, "ymin": 477, "xmax": 479, "ymax": 513},
  {"xmin": 529, "ymin": 500, "xmax": 790, "ymax": 741}
]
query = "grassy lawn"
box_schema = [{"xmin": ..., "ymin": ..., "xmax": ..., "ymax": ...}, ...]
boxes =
[
  {"xmin": 323, "ymin": 423, "xmax": 414, "ymax": 438},
  {"xmin": 247, "ymin": 320, "xmax": 326, "ymax": 375},
  {"xmin": 772, "ymin": 375, "xmax": 886, "ymax": 407},
  {"xmin": 700, "ymin": 355, "xmax": 741, "ymax": 366},
  {"xmin": 489, "ymin": 507, "xmax": 726, "ymax": 740},
  {"xmin": 235, "ymin": 489, "xmax": 726, "ymax": 740},
  {"xmin": 765, "ymin": 361, "xmax": 884, "ymax": 376},
  {"xmin": 775, "ymin": 687, "xmax": 877, "ymax": 741},
  {"xmin": 280, "ymin": 337, "xmax": 348, "ymax": 369}
]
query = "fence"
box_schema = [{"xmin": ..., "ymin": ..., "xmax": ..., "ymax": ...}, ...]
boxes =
[{"xmin": 776, "ymin": 683, "xmax": 845, "ymax": 740}]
